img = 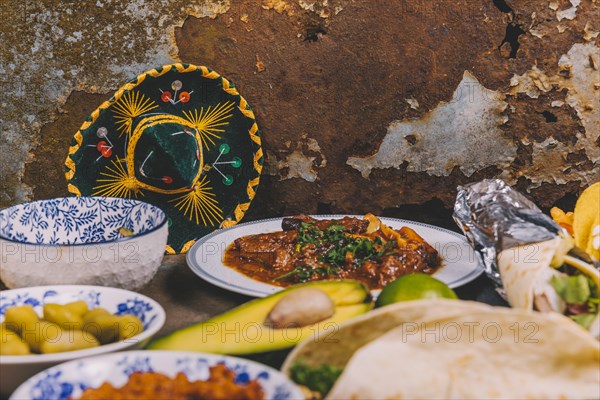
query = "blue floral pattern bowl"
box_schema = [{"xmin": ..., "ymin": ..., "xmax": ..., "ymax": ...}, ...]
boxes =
[
  {"xmin": 10, "ymin": 351, "xmax": 304, "ymax": 400},
  {"xmin": 0, "ymin": 285, "xmax": 166, "ymax": 398},
  {"xmin": 0, "ymin": 197, "xmax": 168, "ymax": 290}
]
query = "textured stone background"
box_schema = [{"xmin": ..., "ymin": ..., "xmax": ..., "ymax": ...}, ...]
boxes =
[{"xmin": 1, "ymin": 0, "xmax": 598, "ymax": 228}]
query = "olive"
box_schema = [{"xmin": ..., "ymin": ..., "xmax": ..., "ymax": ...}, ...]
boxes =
[
  {"xmin": 4, "ymin": 305, "xmax": 40, "ymax": 335},
  {"xmin": 39, "ymin": 329, "xmax": 100, "ymax": 354},
  {"xmin": 43, "ymin": 304, "xmax": 84, "ymax": 330},
  {"xmin": 0, "ymin": 325, "xmax": 31, "ymax": 355},
  {"xmin": 118, "ymin": 314, "xmax": 144, "ymax": 340},
  {"xmin": 83, "ymin": 314, "xmax": 120, "ymax": 344},
  {"xmin": 63, "ymin": 301, "xmax": 89, "ymax": 317},
  {"xmin": 20, "ymin": 320, "xmax": 62, "ymax": 353},
  {"xmin": 82, "ymin": 307, "xmax": 110, "ymax": 325},
  {"xmin": 2, "ymin": 303, "xmax": 144, "ymax": 354}
]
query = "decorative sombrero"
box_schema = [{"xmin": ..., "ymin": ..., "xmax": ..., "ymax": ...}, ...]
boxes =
[{"xmin": 65, "ymin": 63, "xmax": 263, "ymax": 254}]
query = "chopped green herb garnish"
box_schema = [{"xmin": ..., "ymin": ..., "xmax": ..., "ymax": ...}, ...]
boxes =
[
  {"xmin": 274, "ymin": 265, "xmax": 339, "ymax": 282},
  {"xmin": 289, "ymin": 361, "xmax": 343, "ymax": 397},
  {"xmin": 296, "ymin": 222, "xmax": 328, "ymax": 246},
  {"xmin": 291, "ymin": 222, "xmax": 399, "ymax": 279},
  {"xmin": 274, "ymin": 265, "xmax": 313, "ymax": 282}
]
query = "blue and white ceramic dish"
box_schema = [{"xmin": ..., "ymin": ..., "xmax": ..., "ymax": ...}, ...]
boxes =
[
  {"xmin": 0, "ymin": 197, "xmax": 168, "ymax": 289},
  {"xmin": 0, "ymin": 197, "xmax": 164, "ymax": 245},
  {"xmin": 0, "ymin": 285, "xmax": 166, "ymax": 398},
  {"xmin": 10, "ymin": 351, "xmax": 304, "ymax": 400}
]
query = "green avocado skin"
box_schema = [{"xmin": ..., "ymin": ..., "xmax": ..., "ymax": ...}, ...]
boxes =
[{"xmin": 148, "ymin": 280, "xmax": 373, "ymax": 354}]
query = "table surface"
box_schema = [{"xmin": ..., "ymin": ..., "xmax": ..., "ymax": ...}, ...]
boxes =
[
  {"xmin": 1, "ymin": 254, "xmax": 508, "ymax": 339},
  {"xmin": 139, "ymin": 255, "xmax": 510, "ymax": 339}
]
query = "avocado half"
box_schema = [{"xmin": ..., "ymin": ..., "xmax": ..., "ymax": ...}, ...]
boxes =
[{"xmin": 148, "ymin": 280, "xmax": 372, "ymax": 354}]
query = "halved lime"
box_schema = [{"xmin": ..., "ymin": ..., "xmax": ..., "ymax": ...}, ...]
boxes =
[{"xmin": 376, "ymin": 273, "xmax": 457, "ymax": 307}]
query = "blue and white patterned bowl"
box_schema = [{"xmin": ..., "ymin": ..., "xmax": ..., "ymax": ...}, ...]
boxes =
[
  {"xmin": 0, "ymin": 197, "xmax": 168, "ymax": 289},
  {"xmin": 10, "ymin": 350, "xmax": 304, "ymax": 400},
  {"xmin": 0, "ymin": 285, "xmax": 166, "ymax": 398}
]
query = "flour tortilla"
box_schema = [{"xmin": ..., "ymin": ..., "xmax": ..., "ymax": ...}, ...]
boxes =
[
  {"xmin": 497, "ymin": 236, "xmax": 563, "ymax": 310},
  {"xmin": 283, "ymin": 299, "xmax": 600, "ymax": 400},
  {"xmin": 497, "ymin": 237, "xmax": 599, "ymax": 337}
]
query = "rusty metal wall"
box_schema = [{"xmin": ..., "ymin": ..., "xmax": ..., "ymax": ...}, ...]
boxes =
[{"xmin": 1, "ymin": 0, "xmax": 598, "ymax": 224}]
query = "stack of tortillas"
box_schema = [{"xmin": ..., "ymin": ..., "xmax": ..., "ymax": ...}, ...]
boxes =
[{"xmin": 283, "ymin": 300, "xmax": 600, "ymax": 400}]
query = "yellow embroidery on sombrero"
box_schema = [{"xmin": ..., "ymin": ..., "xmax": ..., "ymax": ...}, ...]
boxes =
[
  {"xmin": 67, "ymin": 143, "xmax": 80, "ymax": 156},
  {"xmin": 112, "ymin": 91, "xmax": 158, "ymax": 137},
  {"xmin": 233, "ymin": 203, "xmax": 249, "ymax": 222},
  {"xmin": 180, "ymin": 240, "xmax": 197, "ymax": 254},
  {"xmin": 65, "ymin": 157, "xmax": 76, "ymax": 180},
  {"xmin": 182, "ymin": 101, "xmax": 235, "ymax": 149},
  {"xmin": 169, "ymin": 175, "xmax": 223, "ymax": 226},
  {"xmin": 174, "ymin": 64, "xmax": 198, "ymax": 74},
  {"xmin": 200, "ymin": 66, "xmax": 220, "ymax": 80},
  {"xmin": 221, "ymin": 78, "xmax": 240, "ymax": 97},
  {"xmin": 146, "ymin": 68, "xmax": 170, "ymax": 78},
  {"xmin": 221, "ymin": 220, "xmax": 236, "ymax": 229},
  {"xmin": 254, "ymin": 149, "xmax": 263, "ymax": 175},
  {"xmin": 248, "ymin": 122, "xmax": 263, "ymax": 175},
  {"xmin": 249, "ymin": 123, "xmax": 260, "ymax": 144},
  {"xmin": 79, "ymin": 121, "xmax": 93, "ymax": 131},
  {"xmin": 165, "ymin": 245, "xmax": 177, "ymax": 255},
  {"xmin": 247, "ymin": 177, "xmax": 260, "ymax": 199},
  {"xmin": 93, "ymin": 158, "xmax": 143, "ymax": 199},
  {"xmin": 67, "ymin": 184, "xmax": 81, "ymax": 197},
  {"xmin": 238, "ymin": 106, "xmax": 255, "ymax": 120},
  {"xmin": 74, "ymin": 131, "xmax": 83, "ymax": 147}
]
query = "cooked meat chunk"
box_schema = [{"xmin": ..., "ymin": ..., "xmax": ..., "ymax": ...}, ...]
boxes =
[
  {"xmin": 234, "ymin": 231, "xmax": 297, "ymax": 253},
  {"xmin": 272, "ymin": 247, "xmax": 295, "ymax": 270},
  {"xmin": 282, "ymin": 215, "xmax": 368, "ymax": 234},
  {"xmin": 361, "ymin": 260, "xmax": 379, "ymax": 278}
]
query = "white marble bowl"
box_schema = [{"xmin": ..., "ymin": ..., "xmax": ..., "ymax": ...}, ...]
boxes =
[
  {"xmin": 0, "ymin": 285, "xmax": 166, "ymax": 398},
  {"xmin": 0, "ymin": 197, "xmax": 168, "ymax": 290}
]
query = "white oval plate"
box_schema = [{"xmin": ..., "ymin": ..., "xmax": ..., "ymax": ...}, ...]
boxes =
[{"xmin": 187, "ymin": 215, "xmax": 483, "ymax": 297}]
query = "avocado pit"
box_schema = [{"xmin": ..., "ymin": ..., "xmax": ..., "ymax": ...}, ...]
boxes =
[{"xmin": 265, "ymin": 287, "xmax": 335, "ymax": 329}]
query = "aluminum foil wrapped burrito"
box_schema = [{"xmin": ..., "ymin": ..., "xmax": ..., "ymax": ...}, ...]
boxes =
[{"xmin": 453, "ymin": 179, "xmax": 599, "ymax": 338}]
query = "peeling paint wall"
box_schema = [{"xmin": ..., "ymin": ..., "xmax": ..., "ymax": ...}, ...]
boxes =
[
  {"xmin": 347, "ymin": 72, "xmax": 513, "ymax": 179},
  {"xmin": 1, "ymin": 0, "xmax": 599, "ymax": 225},
  {"xmin": 266, "ymin": 134, "xmax": 327, "ymax": 182},
  {"xmin": 503, "ymin": 41, "xmax": 599, "ymax": 187}
]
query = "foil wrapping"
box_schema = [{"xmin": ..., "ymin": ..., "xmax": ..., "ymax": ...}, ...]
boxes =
[{"xmin": 453, "ymin": 179, "xmax": 560, "ymax": 287}]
